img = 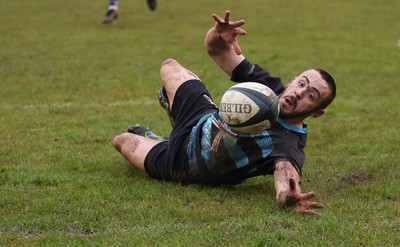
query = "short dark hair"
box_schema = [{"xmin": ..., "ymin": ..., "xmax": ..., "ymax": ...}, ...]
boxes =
[{"xmin": 314, "ymin": 68, "xmax": 336, "ymax": 109}]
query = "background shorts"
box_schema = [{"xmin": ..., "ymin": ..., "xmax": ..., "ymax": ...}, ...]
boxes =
[{"xmin": 144, "ymin": 79, "xmax": 218, "ymax": 183}]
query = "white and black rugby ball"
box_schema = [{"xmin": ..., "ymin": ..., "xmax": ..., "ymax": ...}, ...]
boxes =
[{"xmin": 219, "ymin": 82, "xmax": 279, "ymax": 133}]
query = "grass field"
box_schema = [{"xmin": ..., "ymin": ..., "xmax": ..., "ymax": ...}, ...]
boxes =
[{"xmin": 1, "ymin": 0, "xmax": 399, "ymax": 246}]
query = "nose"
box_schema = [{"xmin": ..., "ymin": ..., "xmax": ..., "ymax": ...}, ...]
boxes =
[{"xmin": 295, "ymin": 88, "xmax": 306, "ymax": 99}]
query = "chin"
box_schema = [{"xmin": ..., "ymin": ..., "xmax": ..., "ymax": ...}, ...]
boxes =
[
  {"xmin": 278, "ymin": 106, "xmax": 292, "ymax": 118},
  {"xmin": 278, "ymin": 111, "xmax": 289, "ymax": 118}
]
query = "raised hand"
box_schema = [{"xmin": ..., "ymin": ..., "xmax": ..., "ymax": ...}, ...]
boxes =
[{"xmin": 212, "ymin": 10, "xmax": 247, "ymax": 55}]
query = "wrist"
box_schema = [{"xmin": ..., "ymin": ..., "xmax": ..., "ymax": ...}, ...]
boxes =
[{"xmin": 276, "ymin": 190, "xmax": 288, "ymax": 207}]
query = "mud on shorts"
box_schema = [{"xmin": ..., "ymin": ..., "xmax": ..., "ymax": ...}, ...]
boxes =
[{"xmin": 143, "ymin": 79, "xmax": 218, "ymax": 183}]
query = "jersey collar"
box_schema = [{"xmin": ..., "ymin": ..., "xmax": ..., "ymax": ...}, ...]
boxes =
[{"xmin": 276, "ymin": 118, "xmax": 307, "ymax": 134}]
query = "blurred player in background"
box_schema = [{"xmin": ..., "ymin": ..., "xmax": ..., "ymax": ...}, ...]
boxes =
[{"xmin": 102, "ymin": 0, "xmax": 157, "ymax": 24}]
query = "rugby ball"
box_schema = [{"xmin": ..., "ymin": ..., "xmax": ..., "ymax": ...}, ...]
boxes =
[{"xmin": 219, "ymin": 82, "xmax": 279, "ymax": 133}]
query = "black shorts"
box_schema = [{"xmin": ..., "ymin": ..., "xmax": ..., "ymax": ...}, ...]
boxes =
[{"xmin": 144, "ymin": 79, "xmax": 218, "ymax": 183}]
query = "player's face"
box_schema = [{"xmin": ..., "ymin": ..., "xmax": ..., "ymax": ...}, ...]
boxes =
[{"xmin": 278, "ymin": 69, "xmax": 330, "ymax": 119}]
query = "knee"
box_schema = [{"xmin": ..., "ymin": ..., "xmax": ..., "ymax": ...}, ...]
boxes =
[
  {"xmin": 160, "ymin": 58, "xmax": 198, "ymax": 87},
  {"xmin": 113, "ymin": 133, "xmax": 131, "ymax": 152},
  {"xmin": 162, "ymin": 58, "xmax": 178, "ymax": 66},
  {"xmin": 160, "ymin": 58, "xmax": 179, "ymax": 81}
]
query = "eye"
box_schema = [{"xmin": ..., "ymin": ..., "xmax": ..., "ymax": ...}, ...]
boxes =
[
  {"xmin": 308, "ymin": 92, "xmax": 315, "ymax": 100},
  {"xmin": 299, "ymin": 81, "xmax": 305, "ymax": 87}
]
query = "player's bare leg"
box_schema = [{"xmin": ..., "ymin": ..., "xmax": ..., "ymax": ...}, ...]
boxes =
[
  {"xmin": 114, "ymin": 58, "xmax": 198, "ymax": 171},
  {"xmin": 159, "ymin": 58, "xmax": 200, "ymax": 110},
  {"xmin": 113, "ymin": 133, "xmax": 161, "ymax": 171}
]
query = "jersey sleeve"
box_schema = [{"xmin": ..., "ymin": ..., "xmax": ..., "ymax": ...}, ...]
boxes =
[
  {"xmin": 267, "ymin": 121, "xmax": 308, "ymax": 176},
  {"xmin": 231, "ymin": 59, "xmax": 285, "ymax": 95}
]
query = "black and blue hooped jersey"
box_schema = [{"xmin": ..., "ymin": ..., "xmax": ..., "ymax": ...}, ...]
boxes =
[{"xmin": 185, "ymin": 59, "xmax": 308, "ymax": 184}]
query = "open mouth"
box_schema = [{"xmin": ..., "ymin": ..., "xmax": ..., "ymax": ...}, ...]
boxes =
[
  {"xmin": 284, "ymin": 96, "xmax": 296, "ymax": 109},
  {"xmin": 286, "ymin": 98, "xmax": 293, "ymax": 107}
]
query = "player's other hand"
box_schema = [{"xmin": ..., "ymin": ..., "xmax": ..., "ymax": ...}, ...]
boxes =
[
  {"xmin": 285, "ymin": 178, "xmax": 324, "ymax": 216},
  {"xmin": 212, "ymin": 10, "xmax": 246, "ymax": 55}
]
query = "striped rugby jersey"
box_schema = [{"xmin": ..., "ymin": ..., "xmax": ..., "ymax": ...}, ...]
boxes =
[{"xmin": 186, "ymin": 59, "xmax": 307, "ymax": 184}]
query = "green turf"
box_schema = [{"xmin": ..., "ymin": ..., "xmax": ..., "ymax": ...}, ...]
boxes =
[{"xmin": 0, "ymin": 0, "xmax": 399, "ymax": 246}]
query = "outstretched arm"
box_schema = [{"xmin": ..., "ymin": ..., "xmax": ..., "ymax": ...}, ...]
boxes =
[
  {"xmin": 274, "ymin": 160, "xmax": 324, "ymax": 216},
  {"xmin": 204, "ymin": 10, "xmax": 247, "ymax": 77}
]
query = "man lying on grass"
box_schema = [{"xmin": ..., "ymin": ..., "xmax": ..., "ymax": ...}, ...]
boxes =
[{"xmin": 113, "ymin": 10, "xmax": 336, "ymax": 216}]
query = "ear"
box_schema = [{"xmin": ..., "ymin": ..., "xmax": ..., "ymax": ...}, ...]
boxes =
[{"xmin": 310, "ymin": 109, "xmax": 325, "ymax": 118}]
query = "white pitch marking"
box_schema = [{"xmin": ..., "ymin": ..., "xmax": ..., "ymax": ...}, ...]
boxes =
[{"xmin": 0, "ymin": 99, "xmax": 156, "ymax": 110}]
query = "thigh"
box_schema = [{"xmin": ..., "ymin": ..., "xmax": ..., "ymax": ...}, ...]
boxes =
[
  {"xmin": 170, "ymin": 79, "xmax": 217, "ymax": 132},
  {"xmin": 144, "ymin": 141, "xmax": 172, "ymax": 180},
  {"xmin": 145, "ymin": 139, "xmax": 192, "ymax": 183},
  {"xmin": 160, "ymin": 58, "xmax": 200, "ymax": 110},
  {"xmin": 146, "ymin": 80, "xmax": 218, "ymax": 183}
]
